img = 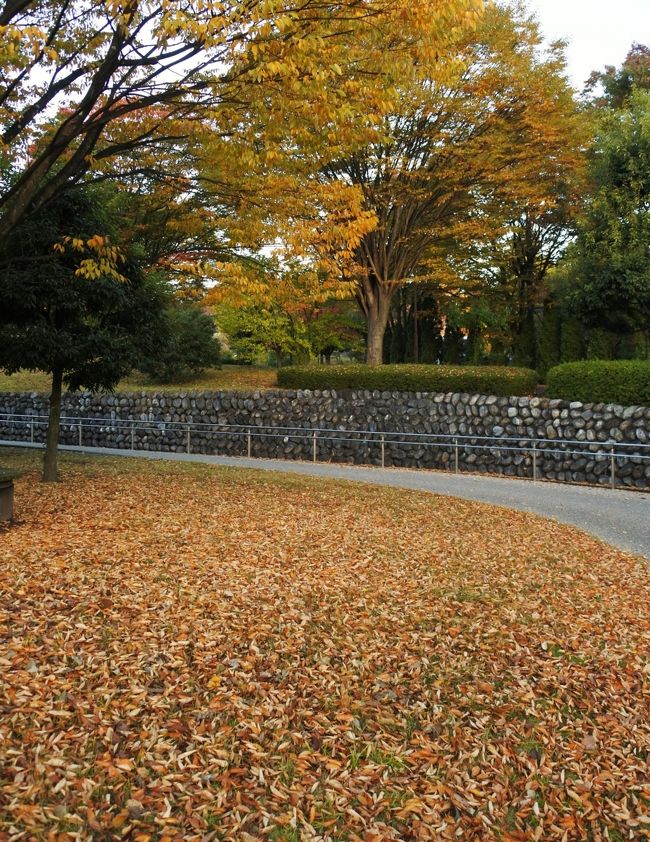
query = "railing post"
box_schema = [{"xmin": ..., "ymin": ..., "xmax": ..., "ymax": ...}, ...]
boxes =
[
  {"xmin": 247, "ymin": 428, "xmax": 252, "ymax": 458},
  {"xmin": 187, "ymin": 427, "xmax": 191, "ymax": 454},
  {"xmin": 312, "ymin": 430, "xmax": 317, "ymax": 463},
  {"xmin": 30, "ymin": 421, "xmax": 34, "ymax": 444},
  {"xmin": 78, "ymin": 422, "xmax": 82, "ymax": 447},
  {"xmin": 532, "ymin": 439, "xmax": 538, "ymax": 482},
  {"xmin": 381, "ymin": 434, "xmax": 385, "ymax": 469},
  {"xmin": 454, "ymin": 438, "xmax": 459, "ymax": 474},
  {"xmin": 610, "ymin": 445, "xmax": 616, "ymax": 489}
]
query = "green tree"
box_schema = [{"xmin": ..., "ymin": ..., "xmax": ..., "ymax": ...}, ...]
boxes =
[
  {"xmin": 214, "ymin": 303, "xmax": 311, "ymax": 367},
  {"xmin": 139, "ymin": 304, "xmax": 220, "ymax": 383},
  {"xmin": 584, "ymin": 43, "xmax": 650, "ymax": 108},
  {"xmin": 560, "ymin": 317, "xmax": 586, "ymax": 363},
  {"xmin": 307, "ymin": 301, "xmax": 365, "ymax": 364},
  {"xmin": 0, "ymin": 189, "xmax": 164, "ymax": 481},
  {"xmin": 566, "ymin": 90, "xmax": 650, "ymax": 339},
  {"xmin": 536, "ymin": 303, "xmax": 561, "ymax": 377}
]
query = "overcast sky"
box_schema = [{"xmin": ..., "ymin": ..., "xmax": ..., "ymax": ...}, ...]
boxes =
[{"xmin": 524, "ymin": 0, "xmax": 650, "ymax": 89}]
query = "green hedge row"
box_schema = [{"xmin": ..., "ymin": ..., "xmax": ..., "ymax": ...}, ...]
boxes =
[
  {"xmin": 277, "ymin": 364, "xmax": 538, "ymax": 396},
  {"xmin": 546, "ymin": 360, "xmax": 650, "ymax": 406}
]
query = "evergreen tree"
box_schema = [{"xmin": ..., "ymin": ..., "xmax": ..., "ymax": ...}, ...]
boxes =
[
  {"xmin": 567, "ymin": 90, "xmax": 650, "ymax": 338},
  {"xmin": 139, "ymin": 305, "xmax": 220, "ymax": 383},
  {"xmin": 0, "ymin": 190, "xmax": 164, "ymax": 481}
]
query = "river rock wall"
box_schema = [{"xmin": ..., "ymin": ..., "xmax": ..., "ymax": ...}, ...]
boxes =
[{"xmin": 0, "ymin": 389, "xmax": 648, "ymax": 489}]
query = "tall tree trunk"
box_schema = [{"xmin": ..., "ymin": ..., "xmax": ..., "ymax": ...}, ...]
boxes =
[
  {"xmin": 366, "ymin": 308, "xmax": 389, "ymax": 365},
  {"xmin": 512, "ymin": 309, "xmax": 537, "ymax": 369},
  {"xmin": 413, "ymin": 287, "xmax": 419, "ymax": 363},
  {"xmin": 363, "ymin": 286, "xmax": 394, "ymax": 366},
  {"xmin": 42, "ymin": 367, "xmax": 63, "ymax": 483}
]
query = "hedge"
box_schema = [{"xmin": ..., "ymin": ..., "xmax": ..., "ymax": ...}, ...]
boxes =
[
  {"xmin": 277, "ymin": 364, "xmax": 538, "ymax": 396},
  {"xmin": 546, "ymin": 360, "xmax": 650, "ymax": 406}
]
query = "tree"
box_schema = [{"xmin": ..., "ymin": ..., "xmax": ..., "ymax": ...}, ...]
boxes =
[
  {"xmin": 564, "ymin": 90, "xmax": 650, "ymax": 339},
  {"xmin": 212, "ymin": 261, "xmax": 344, "ymax": 365},
  {"xmin": 0, "ymin": 0, "xmax": 483, "ymax": 248},
  {"xmin": 307, "ymin": 301, "xmax": 366, "ymax": 364},
  {"xmin": 0, "ymin": 188, "xmax": 164, "ymax": 481},
  {"xmin": 215, "ymin": 303, "xmax": 311, "ymax": 366},
  {"xmin": 385, "ymin": 285, "xmax": 445, "ymax": 364},
  {"xmin": 503, "ymin": 203, "xmax": 580, "ymax": 367},
  {"xmin": 438, "ymin": 177, "xmax": 586, "ymax": 370},
  {"xmin": 584, "ymin": 43, "xmax": 650, "ymax": 108},
  {"xmin": 318, "ymin": 2, "xmax": 585, "ymax": 363},
  {"xmin": 139, "ymin": 303, "xmax": 221, "ymax": 383}
]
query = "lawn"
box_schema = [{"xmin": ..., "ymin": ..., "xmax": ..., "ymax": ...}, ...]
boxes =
[
  {"xmin": 0, "ymin": 366, "xmax": 278, "ymax": 394},
  {"xmin": 1, "ymin": 449, "xmax": 648, "ymax": 841}
]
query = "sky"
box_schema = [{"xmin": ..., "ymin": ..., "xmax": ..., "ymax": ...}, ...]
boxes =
[{"xmin": 524, "ymin": 0, "xmax": 650, "ymax": 89}]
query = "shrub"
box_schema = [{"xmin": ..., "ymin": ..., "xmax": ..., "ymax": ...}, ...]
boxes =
[
  {"xmin": 277, "ymin": 364, "xmax": 538, "ymax": 396},
  {"xmin": 546, "ymin": 360, "xmax": 650, "ymax": 406}
]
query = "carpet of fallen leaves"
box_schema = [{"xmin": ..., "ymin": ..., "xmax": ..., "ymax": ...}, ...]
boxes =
[{"xmin": 0, "ymin": 450, "xmax": 649, "ymax": 842}]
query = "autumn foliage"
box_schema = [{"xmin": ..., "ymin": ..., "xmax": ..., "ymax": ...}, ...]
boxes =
[
  {"xmin": 314, "ymin": 3, "xmax": 588, "ymax": 363},
  {"xmin": 0, "ymin": 0, "xmax": 483, "ymax": 243}
]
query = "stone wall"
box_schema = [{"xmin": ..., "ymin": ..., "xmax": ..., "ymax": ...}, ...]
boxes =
[{"xmin": 1, "ymin": 389, "xmax": 649, "ymax": 489}]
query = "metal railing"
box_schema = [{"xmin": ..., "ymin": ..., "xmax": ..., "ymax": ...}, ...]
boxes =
[{"xmin": 1, "ymin": 411, "xmax": 649, "ymax": 490}]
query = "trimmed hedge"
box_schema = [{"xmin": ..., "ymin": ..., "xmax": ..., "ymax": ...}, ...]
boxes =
[
  {"xmin": 277, "ymin": 364, "xmax": 538, "ymax": 396},
  {"xmin": 546, "ymin": 360, "xmax": 650, "ymax": 406}
]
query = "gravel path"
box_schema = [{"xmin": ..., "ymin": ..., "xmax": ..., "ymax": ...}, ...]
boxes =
[{"xmin": 4, "ymin": 441, "xmax": 649, "ymax": 559}]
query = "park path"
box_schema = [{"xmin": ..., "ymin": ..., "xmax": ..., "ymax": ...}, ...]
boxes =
[{"xmin": 3, "ymin": 441, "xmax": 649, "ymax": 559}]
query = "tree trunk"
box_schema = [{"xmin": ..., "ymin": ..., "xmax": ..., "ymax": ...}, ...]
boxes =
[
  {"xmin": 366, "ymin": 312, "xmax": 388, "ymax": 365},
  {"xmin": 365, "ymin": 291, "xmax": 393, "ymax": 366},
  {"xmin": 42, "ymin": 367, "xmax": 63, "ymax": 483},
  {"xmin": 512, "ymin": 309, "xmax": 537, "ymax": 368},
  {"xmin": 413, "ymin": 287, "xmax": 419, "ymax": 363}
]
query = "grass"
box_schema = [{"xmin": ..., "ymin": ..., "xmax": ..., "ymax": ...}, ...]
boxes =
[
  {"xmin": 0, "ymin": 447, "xmax": 648, "ymax": 841},
  {"xmin": 0, "ymin": 365, "xmax": 278, "ymax": 394}
]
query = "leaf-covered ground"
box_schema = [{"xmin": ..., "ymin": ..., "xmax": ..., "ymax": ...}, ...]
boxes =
[
  {"xmin": 1, "ymin": 450, "xmax": 648, "ymax": 841},
  {"xmin": 0, "ymin": 365, "xmax": 277, "ymax": 395}
]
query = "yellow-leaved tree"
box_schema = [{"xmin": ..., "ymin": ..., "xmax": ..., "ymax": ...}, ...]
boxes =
[
  {"xmin": 293, "ymin": 1, "xmax": 589, "ymax": 364},
  {"xmin": 0, "ymin": 0, "xmax": 483, "ymax": 254}
]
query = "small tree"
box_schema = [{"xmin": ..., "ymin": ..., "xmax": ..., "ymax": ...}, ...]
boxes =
[
  {"xmin": 139, "ymin": 305, "xmax": 221, "ymax": 383},
  {"xmin": 211, "ymin": 260, "xmax": 350, "ymax": 365},
  {"xmin": 0, "ymin": 189, "xmax": 164, "ymax": 482},
  {"xmin": 307, "ymin": 302, "xmax": 366, "ymax": 363},
  {"xmin": 214, "ymin": 303, "xmax": 312, "ymax": 367}
]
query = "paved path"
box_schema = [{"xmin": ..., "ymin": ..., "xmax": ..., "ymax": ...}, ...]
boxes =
[{"xmin": 3, "ymin": 441, "xmax": 649, "ymax": 559}]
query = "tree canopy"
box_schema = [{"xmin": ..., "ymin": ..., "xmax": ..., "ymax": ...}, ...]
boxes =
[
  {"xmin": 0, "ymin": 0, "xmax": 483, "ymax": 245},
  {"xmin": 584, "ymin": 43, "xmax": 650, "ymax": 108}
]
